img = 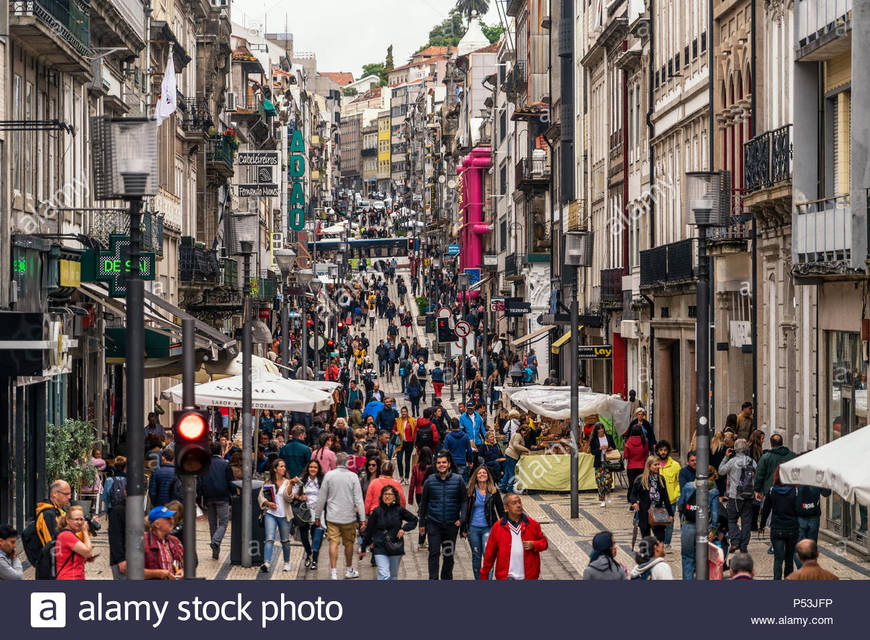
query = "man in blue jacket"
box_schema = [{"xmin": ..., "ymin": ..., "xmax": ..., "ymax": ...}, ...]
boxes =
[
  {"xmin": 148, "ymin": 448, "xmax": 179, "ymax": 507},
  {"xmin": 418, "ymin": 452, "xmax": 467, "ymax": 580},
  {"xmin": 279, "ymin": 425, "xmax": 311, "ymax": 479},
  {"xmin": 459, "ymin": 404, "xmax": 486, "ymax": 448},
  {"xmin": 376, "ymin": 397, "xmax": 399, "ymax": 456},
  {"xmin": 442, "ymin": 419, "xmax": 473, "ymax": 481},
  {"xmin": 198, "ymin": 443, "xmax": 235, "ymax": 559}
]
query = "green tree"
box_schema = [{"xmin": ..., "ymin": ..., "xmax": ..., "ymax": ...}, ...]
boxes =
[
  {"xmin": 342, "ymin": 87, "xmax": 358, "ymax": 97},
  {"xmin": 46, "ymin": 419, "xmax": 100, "ymax": 496},
  {"xmin": 419, "ymin": 9, "xmax": 466, "ymax": 50},
  {"xmin": 385, "ymin": 45, "xmax": 394, "ymax": 71},
  {"xmin": 361, "ymin": 61, "xmax": 385, "ymax": 79},
  {"xmin": 480, "ymin": 20, "xmax": 505, "ymax": 44},
  {"xmin": 455, "ymin": 0, "xmax": 490, "ymax": 22}
]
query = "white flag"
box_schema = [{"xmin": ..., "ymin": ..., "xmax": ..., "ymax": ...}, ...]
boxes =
[{"xmin": 155, "ymin": 50, "xmax": 177, "ymax": 126}]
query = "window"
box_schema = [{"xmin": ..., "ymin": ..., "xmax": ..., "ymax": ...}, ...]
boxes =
[
  {"xmin": 701, "ymin": 31, "xmax": 707, "ymax": 53},
  {"xmin": 12, "ymin": 75, "xmax": 21, "ymax": 191},
  {"xmin": 25, "ymin": 82, "xmax": 33, "ymax": 196},
  {"xmin": 499, "ymin": 110, "xmax": 507, "ymax": 142}
]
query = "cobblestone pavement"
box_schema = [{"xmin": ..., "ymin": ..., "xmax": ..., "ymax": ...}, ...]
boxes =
[{"xmin": 23, "ymin": 268, "xmax": 870, "ymax": 580}]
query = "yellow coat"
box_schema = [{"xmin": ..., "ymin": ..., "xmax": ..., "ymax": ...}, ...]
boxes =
[{"xmin": 660, "ymin": 457, "xmax": 682, "ymax": 503}]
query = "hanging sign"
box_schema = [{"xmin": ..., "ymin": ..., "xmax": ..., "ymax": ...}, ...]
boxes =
[
  {"xmin": 95, "ymin": 234, "xmax": 156, "ymax": 297},
  {"xmin": 288, "ymin": 129, "xmax": 306, "ymax": 231}
]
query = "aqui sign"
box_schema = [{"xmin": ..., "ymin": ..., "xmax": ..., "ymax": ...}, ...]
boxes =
[
  {"xmin": 96, "ymin": 234, "xmax": 155, "ymax": 297},
  {"xmin": 288, "ymin": 129, "xmax": 306, "ymax": 231}
]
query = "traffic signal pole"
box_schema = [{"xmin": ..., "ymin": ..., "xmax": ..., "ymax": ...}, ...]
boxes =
[{"xmin": 182, "ymin": 319, "xmax": 197, "ymax": 578}]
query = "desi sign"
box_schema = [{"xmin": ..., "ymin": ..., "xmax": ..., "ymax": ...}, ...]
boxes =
[
  {"xmin": 577, "ymin": 345, "xmax": 613, "ymax": 359},
  {"xmin": 95, "ymin": 234, "xmax": 155, "ymax": 297}
]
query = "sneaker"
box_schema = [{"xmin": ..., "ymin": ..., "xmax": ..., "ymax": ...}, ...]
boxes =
[
  {"xmin": 310, "ymin": 560, "xmax": 318, "ymax": 570},
  {"xmin": 345, "ymin": 567, "xmax": 360, "ymax": 579},
  {"xmin": 260, "ymin": 562, "xmax": 270, "ymax": 573},
  {"xmin": 210, "ymin": 542, "xmax": 219, "ymax": 560},
  {"xmin": 283, "ymin": 562, "xmax": 291, "ymax": 572},
  {"xmin": 330, "ymin": 569, "xmax": 338, "ymax": 580},
  {"xmin": 767, "ymin": 544, "xmax": 775, "ymax": 555},
  {"xmin": 600, "ymin": 501, "xmax": 606, "ymax": 507},
  {"xmin": 304, "ymin": 554, "xmax": 311, "ymax": 569}
]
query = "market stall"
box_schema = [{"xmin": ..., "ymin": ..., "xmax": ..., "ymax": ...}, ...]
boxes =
[{"xmin": 500, "ymin": 386, "xmax": 631, "ymax": 492}]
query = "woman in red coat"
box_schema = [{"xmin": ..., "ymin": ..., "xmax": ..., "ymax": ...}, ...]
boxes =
[
  {"xmin": 479, "ymin": 494, "xmax": 548, "ymax": 580},
  {"xmin": 622, "ymin": 423, "xmax": 649, "ymax": 503}
]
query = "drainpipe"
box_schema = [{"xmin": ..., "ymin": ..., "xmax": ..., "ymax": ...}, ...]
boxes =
[
  {"xmin": 708, "ymin": 0, "xmax": 716, "ymax": 425},
  {"xmin": 750, "ymin": 0, "xmax": 759, "ymax": 419},
  {"xmin": 646, "ymin": 0, "xmax": 656, "ymax": 414}
]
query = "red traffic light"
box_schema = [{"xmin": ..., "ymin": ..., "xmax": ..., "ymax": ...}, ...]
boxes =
[
  {"xmin": 337, "ymin": 321, "xmax": 344, "ymax": 329},
  {"xmin": 177, "ymin": 412, "xmax": 207, "ymax": 440},
  {"xmin": 173, "ymin": 409, "xmax": 211, "ymax": 475}
]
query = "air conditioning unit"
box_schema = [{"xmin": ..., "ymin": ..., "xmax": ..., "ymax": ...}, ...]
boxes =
[{"xmin": 225, "ymin": 91, "xmax": 237, "ymax": 112}]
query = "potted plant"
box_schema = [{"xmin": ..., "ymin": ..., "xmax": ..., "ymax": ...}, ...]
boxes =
[
  {"xmin": 415, "ymin": 295, "xmax": 428, "ymax": 315},
  {"xmin": 46, "ymin": 419, "xmax": 100, "ymax": 506}
]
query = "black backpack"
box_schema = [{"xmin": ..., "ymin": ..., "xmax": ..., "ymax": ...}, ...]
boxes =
[
  {"xmin": 417, "ymin": 363, "xmax": 426, "ymax": 377},
  {"xmin": 416, "ymin": 426, "xmax": 435, "ymax": 450},
  {"xmin": 35, "ymin": 537, "xmax": 74, "ymax": 580},
  {"xmin": 680, "ymin": 489, "xmax": 699, "ymax": 523},
  {"xmin": 736, "ymin": 461, "xmax": 756, "ymax": 499},
  {"xmin": 109, "ymin": 476, "xmax": 128, "ymax": 508},
  {"xmin": 21, "ymin": 518, "xmax": 48, "ymax": 568}
]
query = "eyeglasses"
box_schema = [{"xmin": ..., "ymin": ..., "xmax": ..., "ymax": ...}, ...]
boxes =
[{"xmin": 56, "ymin": 491, "xmax": 71, "ymax": 496}]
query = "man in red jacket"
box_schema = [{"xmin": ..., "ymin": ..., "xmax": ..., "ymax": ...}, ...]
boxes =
[{"xmin": 480, "ymin": 493, "xmax": 548, "ymax": 580}]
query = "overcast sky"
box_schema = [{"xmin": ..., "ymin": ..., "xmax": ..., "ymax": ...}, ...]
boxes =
[{"xmin": 230, "ymin": 0, "xmax": 501, "ymax": 77}]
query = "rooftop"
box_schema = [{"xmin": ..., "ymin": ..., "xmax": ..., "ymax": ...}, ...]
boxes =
[{"xmin": 321, "ymin": 71, "xmax": 354, "ymax": 86}]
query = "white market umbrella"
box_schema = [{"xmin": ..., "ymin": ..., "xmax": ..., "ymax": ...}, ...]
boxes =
[
  {"xmin": 163, "ymin": 371, "xmax": 334, "ymax": 413},
  {"xmin": 779, "ymin": 425, "xmax": 870, "ymax": 507},
  {"xmin": 498, "ymin": 385, "xmax": 631, "ymax": 431},
  {"xmin": 204, "ymin": 353, "xmax": 280, "ymax": 379}
]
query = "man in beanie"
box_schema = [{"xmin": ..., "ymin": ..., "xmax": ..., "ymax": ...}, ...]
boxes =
[
  {"xmin": 582, "ymin": 531, "xmax": 626, "ymax": 580},
  {"xmin": 718, "ymin": 438, "xmax": 757, "ymax": 553}
]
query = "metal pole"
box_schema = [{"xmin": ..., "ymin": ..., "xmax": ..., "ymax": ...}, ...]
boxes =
[
  {"xmin": 313, "ymin": 297, "xmax": 320, "ymax": 377},
  {"xmin": 461, "ymin": 334, "xmax": 467, "ymax": 406},
  {"xmin": 182, "ymin": 319, "xmax": 197, "ymax": 579},
  {"xmin": 569, "ymin": 277, "xmax": 579, "ymax": 519},
  {"xmin": 125, "ymin": 197, "xmax": 145, "ymax": 580},
  {"xmin": 695, "ymin": 229, "xmax": 711, "ymax": 579},
  {"xmin": 281, "ymin": 286, "xmax": 289, "ymax": 379},
  {"xmin": 241, "ymin": 253, "xmax": 253, "ymax": 568},
  {"xmin": 482, "ymin": 302, "xmax": 489, "ymax": 414},
  {"xmin": 301, "ymin": 298, "xmax": 309, "ymax": 380}
]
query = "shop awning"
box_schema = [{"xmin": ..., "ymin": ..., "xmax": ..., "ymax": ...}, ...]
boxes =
[
  {"xmin": 551, "ymin": 327, "xmax": 584, "ymax": 354},
  {"xmin": 510, "ymin": 325, "xmax": 555, "ymax": 348}
]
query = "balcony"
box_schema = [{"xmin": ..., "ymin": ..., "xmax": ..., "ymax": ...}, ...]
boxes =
[
  {"xmin": 796, "ymin": 0, "xmax": 852, "ymax": 59},
  {"xmin": 10, "ymin": 0, "xmax": 92, "ymax": 72},
  {"xmin": 709, "ymin": 188, "xmax": 752, "ymax": 246},
  {"xmin": 600, "ymin": 268, "xmax": 624, "ymax": 305},
  {"xmin": 219, "ymin": 258, "xmax": 239, "ymax": 291},
  {"xmin": 505, "ymin": 60, "xmax": 527, "ymax": 101},
  {"xmin": 744, "ymin": 124, "xmax": 793, "ymax": 195},
  {"xmin": 640, "ymin": 239, "xmax": 697, "ymax": 289},
  {"xmin": 180, "ymin": 244, "xmax": 219, "ymax": 284},
  {"xmin": 181, "ymin": 98, "xmax": 214, "ymax": 135},
  {"xmin": 87, "ymin": 209, "xmax": 164, "ymax": 257},
  {"xmin": 251, "ymin": 276, "xmax": 277, "ymax": 302},
  {"xmin": 793, "ymin": 194, "xmax": 860, "ymax": 278},
  {"xmin": 206, "ymin": 136, "xmax": 235, "ymax": 177},
  {"xmin": 516, "ymin": 157, "xmax": 550, "ymax": 192}
]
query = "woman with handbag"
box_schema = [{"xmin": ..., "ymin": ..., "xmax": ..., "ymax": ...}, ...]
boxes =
[
  {"xmin": 629, "ymin": 456, "xmax": 673, "ymax": 542},
  {"xmin": 360, "ymin": 485, "xmax": 418, "ymax": 580},
  {"xmin": 293, "ymin": 460, "xmax": 325, "ymax": 570},
  {"xmin": 589, "ymin": 422, "xmax": 618, "ymax": 507},
  {"xmin": 257, "ymin": 458, "xmax": 297, "ymax": 573}
]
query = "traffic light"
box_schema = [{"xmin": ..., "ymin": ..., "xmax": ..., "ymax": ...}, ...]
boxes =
[
  {"xmin": 437, "ymin": 317, "xmax": 457, "ymax": 343},
  {"xmin": 407, "ymin": 238, "xmax": 414, "ymax": 252},
  {"xmin": 173, "ymin": 408, "xmax": 211, "ymax": 475}
]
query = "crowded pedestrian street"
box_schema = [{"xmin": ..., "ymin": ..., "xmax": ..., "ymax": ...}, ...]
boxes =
[{"xmin": 3, "ymin": 0, "xmax": 870, "ymax": 591}]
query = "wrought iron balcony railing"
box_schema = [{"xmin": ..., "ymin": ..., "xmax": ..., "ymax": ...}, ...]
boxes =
[
  {"xmin": 640, "ymin": 238, "xmax": 697, "ymax": 288},
  {"xmin": 600, "ymin": 267, "xmax": 623, "ymax": 304},
  {"xmin": 87, "ymin": 209, "xmax": 164, "ymax": 256},
  {"xmin": 11, "ymin": 0, "xmax": 92, "ymax": 57},
  {"xmin": 744, "ymin": 124, "xmax": 793, "ymax": 194},
  {"xmin": 180, "ymin": 245, "xmax": 219, "ymax": 283},
  {"xmin": 181, "ymin": 98, "xmax": 214, "ymax": 132}
]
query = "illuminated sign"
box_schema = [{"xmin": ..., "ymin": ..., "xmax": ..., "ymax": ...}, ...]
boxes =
[
  {"xmin": 12, "ymin": 258, "xmax": 27, "ymax": 273},
  {"xmin": 288, "ymin": 128, "xmax": 306, "ymax": 231},
  {"xmin": 96, "ymin": 234, "xmax": 155, "ymax": 297}
]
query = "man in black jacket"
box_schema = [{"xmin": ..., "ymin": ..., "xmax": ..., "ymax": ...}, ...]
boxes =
[
  {"xmin": 419, "ymin": 452, "xmax": 467, "ymax": 580},
  {"xmin": 199, "ymin": 443, "xmax": 236, "ymax": 559}
]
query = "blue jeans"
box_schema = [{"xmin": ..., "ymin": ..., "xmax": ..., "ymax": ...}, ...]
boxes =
[
  {"xmin": 501, "ymin": 456, "xmax": 518, "ymax": 493},
  {"xmin": 794, "ymin": 516, "xmax": 820, "ymax": 569},
  {"xmin": 299, "ymin": 522, "xmax": 324, "ymax": 559},
  {"xmin": 263, "ymin": 513, "xmax": 291, "ymax": 564},
  {"xmin": 456, "ymin": 464, "xmax": 469, "ymax": 483},
  {"xmin": 467, "ymin": 524, "xmax": 491, "ymax": 579},
  {"xmin": 664, "ymin": 502, "xmax": 677, "ymax": 545},
  {"xmin": 680, "ymin": 521, "xmax": 696, "ymax": 580},
  {"xmin": 373, "ymin": 554, "xmax": 402, "ymax": 580}
]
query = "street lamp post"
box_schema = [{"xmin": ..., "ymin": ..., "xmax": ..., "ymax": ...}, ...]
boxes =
[
  {"xmin": 275, "ymin": 249, "xmax": 297, "ymax": 381},
  {"xmin": 297, "ymin": 268, "xmax": 314, "ymax": 380},
  {"xmin": 90, "ymin": 116, "xmax": 158, "ymax": 580},
  {"xmin": 230, "ymin": 212, "xmax": 257, "ymax": 568},
  {"xmin": 686, "ymin": 171, "xmax": 729, "ymax": 579},
  {"xmin": 310, "ymin": 276, "xmax": 323, "ymax": 377},
  {"xmin": 457, "ymin": 272, "xmax": 470, "ymax": 405},
  {"xmin": 564, "ymin": 230, "xmax": 593, "ymax": 520}
]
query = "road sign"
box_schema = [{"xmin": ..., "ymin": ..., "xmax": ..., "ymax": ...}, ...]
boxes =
[
  {"xmin": 491, "ymin": 297, "xmax": 505, "ymax": 312},
  {"xmin": 437, "ymin": 306, "xmax": 452, "ymax": 319},
  {"xmin": 578, "ymin": 345, "xmax": 613, "ymax": 359},
  {"xmin": 446, "ymin": 244, "xmax": 460, "ymax": 256},
  {"xmin": 454, "ymin": 321, "xmax": 471, "ymax": 338},
  {"xmin": 504, "ymin": 297, "xmax": 532, "ymax": 317},
  {"xmin": 464, "ymin": 268, "xmax": 481, "ymax": 286}
]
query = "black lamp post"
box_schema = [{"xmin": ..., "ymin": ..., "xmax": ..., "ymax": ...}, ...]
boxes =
[
  {"xmin": 685, "ymin": 171, "xmax": 729, "ymax": 579},
  {"xmin": 91, "ymin": 116, "xmax": 158, "ymax": 580},
  {"xmin": 296, "ymin": 268, "xmax": 314, "ymax": 380},
  {"xmin": 310, "ymin": 275, "xmax": 324, "ymax": 377},
  {"xmin": 275, "ymin": 248, "xmax": 297, "ymax": 380},
  {"xmin": 564, "ymin": 229, "xmax": 593, "ymax": 520}
]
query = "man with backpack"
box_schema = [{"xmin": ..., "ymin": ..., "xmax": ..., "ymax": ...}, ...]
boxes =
[
  {"xmin": 718, "ymin": 439, "xmax": 757, "ymax": 553},
  {"xmin": 199, "ymin": 443, "xmax": 235, "ymax": 559},
  {"xmin": 22, "ymin": 480, "xmax": 73, "ymax": 579},
  {"xmin": 416, "ymin": 360, "xmax": 428, "ymax": 402},
  {"xmin": 102, "ymin": 457, "xmax": 128, "ymax": 576},
  {"xmin": 430, "ymin": 362, "xmax": 444, "ymax": 398},
  {"xmin": 148, "ymin": 448, "xmax": 180, "ymax": 507}
]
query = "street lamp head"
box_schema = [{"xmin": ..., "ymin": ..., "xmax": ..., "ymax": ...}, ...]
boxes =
[
  {"xmin": 274, "ymin": 248, "xmax": 297, "ymax": 276},
  {"xmin": 229, "ymin": 212, "xmax": 258, "ymax": 256},
  {"xmin": 296, "ymin": 268, "xmax": 314, "ymax": 286},
  {"xmin": 457, "ymin": 272, "xmax": 470, "ymax": 289},
  {"xmin": 564, "ymin": 230, "xmax": 593, "ymax": 267},
  {"xmin": 309, "ymin": 277, "xmax": 323, "ymax": 294},
  {"xmin": 91, "ymin": 117, "xmax": 158, "ymax": 200},
  {"xmin": 686, "ymin": 171, "xmax": 729, "ymax": 227}
]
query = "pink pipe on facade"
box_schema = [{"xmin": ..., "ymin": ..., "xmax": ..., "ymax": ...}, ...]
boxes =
[
  {"xmin": 458, "ymin": 147, "xmax": 491, "ymax": 272},
  {"xmin": 456, "ymin": 290, "xmax": 480, "ymax": 302},
  {"xmin": 472, "ymin": 223, "xmax": 492, "ymax": 235}
]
